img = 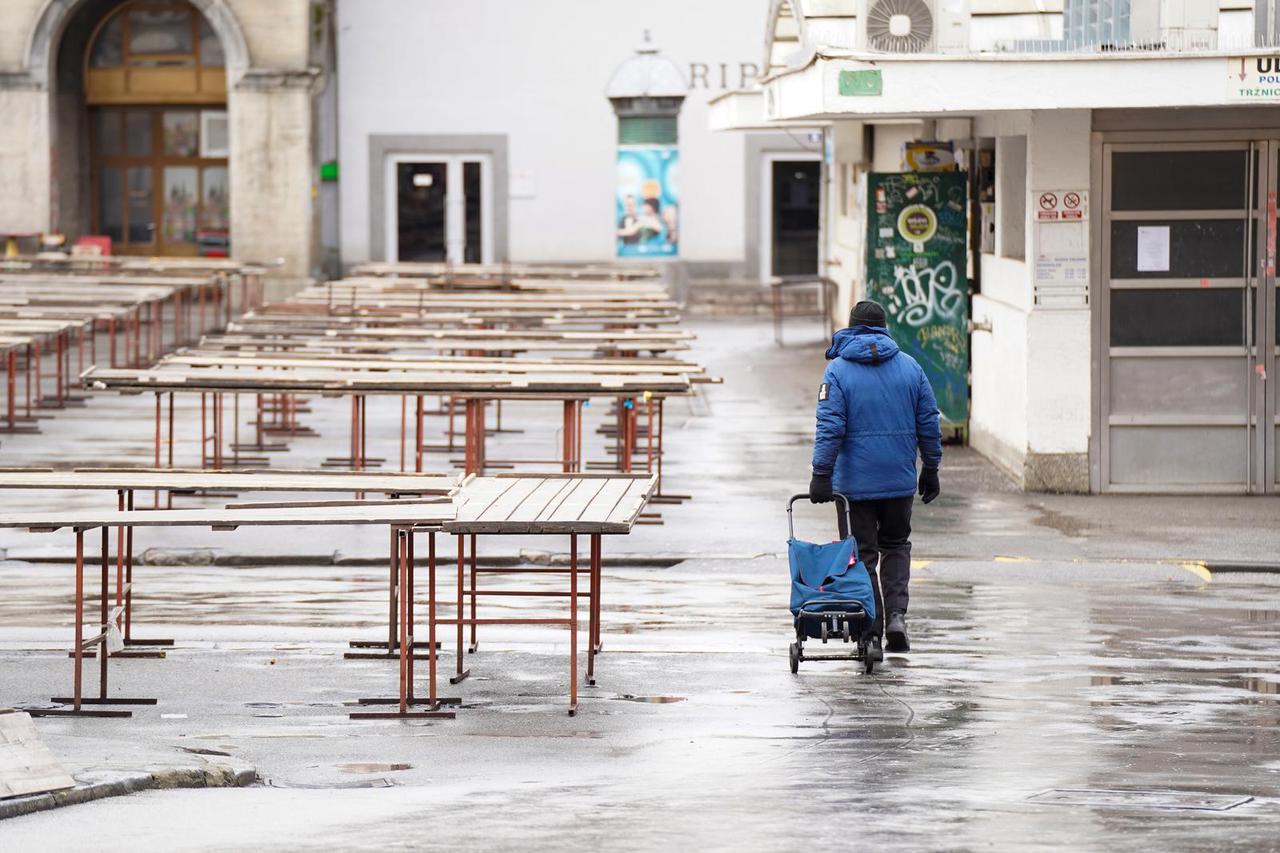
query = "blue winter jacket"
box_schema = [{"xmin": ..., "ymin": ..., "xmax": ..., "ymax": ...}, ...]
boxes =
[{"xmin": 811, "ymin": 325, "xmax": 943, "ymax": 501}]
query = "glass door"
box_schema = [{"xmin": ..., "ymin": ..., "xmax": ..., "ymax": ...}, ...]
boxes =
[
  {"xmin": 1100, "ymin": 142, "xmax": 1256, "ymax": 492},
  {"xmin": 388, "ymin": 156, "xmax": 491, "ymax": 264},
  {"xmin": 770, "ymin": 160, "xmax": 820, "ymax": 276},
  {"xmin": 91, "ymin": 107, "xmax": 229, "ymax": 256}
]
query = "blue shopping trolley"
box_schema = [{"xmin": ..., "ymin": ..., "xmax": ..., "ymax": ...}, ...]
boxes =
[{"xmin": 786, "ymin": 493, "xmax": 882, "ymax": 675}]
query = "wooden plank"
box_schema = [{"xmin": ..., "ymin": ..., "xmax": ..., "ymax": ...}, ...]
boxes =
[
  {"xmin": 468, "ymin": 477, "xmax": 547, "ymax": 526},
  {"xmin": 0, "ymin": 502, "xmax": 456, "ymax": 530},
  {"xmin": 502, "ymin": 478, "xmax": 577, "ymax": 526},
  {"xmin": 0, "ymin": 711, "xmax": 76, "ymax": 799},
  {"xmin": 0, "ymin": 469, "xmax": 460, "ymax": 495},
  {"xmin": 573, "ymin": 478, "xmax": 635, "ymax": 526}
]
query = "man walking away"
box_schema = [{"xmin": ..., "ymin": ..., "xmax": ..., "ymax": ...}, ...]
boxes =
[{"xmin": 808, "ymin": 300, "xmax": 942, "ymax": 653}]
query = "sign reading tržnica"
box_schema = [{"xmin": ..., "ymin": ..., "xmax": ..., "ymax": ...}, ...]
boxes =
[{"xmin": 1228, "ymin": 56, "xmax": 1280, "ymax": 100}]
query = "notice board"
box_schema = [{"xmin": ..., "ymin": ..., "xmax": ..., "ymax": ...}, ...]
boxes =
[{"xmin": 864, "ymin": 171, "xmax": 969, "ymax": 427}]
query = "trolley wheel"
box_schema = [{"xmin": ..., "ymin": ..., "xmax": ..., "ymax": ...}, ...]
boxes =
[
  {"xmin": 789, "ymin": 643, "xmax": 800, "ymax": 674},
  {"xmin": 864, "ymin": 656, "xmax": 875, "ymax": 675}
]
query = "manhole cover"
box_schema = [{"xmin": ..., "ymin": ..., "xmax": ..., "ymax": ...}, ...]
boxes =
[{"xmin": 1028, "ymin": 788, "xmax": 1253, "ymax": 811}]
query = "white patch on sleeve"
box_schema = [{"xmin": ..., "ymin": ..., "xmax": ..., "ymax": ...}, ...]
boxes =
[{"xmin": 818, "ymin": 383, "xmax": 829, "ymax": 402}]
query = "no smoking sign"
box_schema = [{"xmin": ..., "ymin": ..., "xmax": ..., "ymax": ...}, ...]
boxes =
[{"xmin": 1035, "ymin": 189, "xmax": 1089, "ymax": 221}]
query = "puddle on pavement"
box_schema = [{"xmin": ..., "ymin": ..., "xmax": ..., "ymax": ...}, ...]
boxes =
[
  {"xmin": 336, "ymin": 762, "xmax": 412, "ymax": 774},
  {"xmin": 1244, "ymin": 676, "xmax": 1279, "ymax": 698},
  {"xmin": 465, "ymin": 731, "xmax": 603, "ymax": 739},
  {"xmin": 1028, "ymin": 788, "xmax": 1253, "ymax": 811},
  {"xmin": 267, "ymin": 778, "xmax": 395, "ymax": 790},
  {"xmin": 611, "ymin": 694, "xmax": 686, "ymax": 704},
  {"xmin": 178, "ymin": 746, "xmax": 231, "ymax": 757},
  {"xmin": 1031, "ymin": 505, "xmax": 1090, "ymax": 538}
]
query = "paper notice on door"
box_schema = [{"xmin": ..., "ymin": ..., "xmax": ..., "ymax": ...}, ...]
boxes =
[{"xmin": 1136, "ymin": 225, "xmax": 1170, "ymax": 272}]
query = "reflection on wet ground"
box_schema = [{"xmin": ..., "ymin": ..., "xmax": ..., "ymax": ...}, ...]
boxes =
[{"xmin": 2, "ymin": 559, "xmax": 1279, "ymax": 850}]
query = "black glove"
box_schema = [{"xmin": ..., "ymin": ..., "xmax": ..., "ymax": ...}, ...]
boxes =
[
  {"xmin": 918, "ymin": 467, "xmax": 940, "ymax": 504},
  {"xmin": 809, "ymin": 472, "xmax": 834, "ymax": 504}
]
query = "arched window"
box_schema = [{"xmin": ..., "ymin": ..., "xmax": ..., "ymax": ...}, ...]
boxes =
[
  {"xmin": 85, "ymin": 1, "xmax": 225, "ymax": 105},
  {"xmin": 85, "ymin": 2, "xmax": 229, "ymax": 256}
]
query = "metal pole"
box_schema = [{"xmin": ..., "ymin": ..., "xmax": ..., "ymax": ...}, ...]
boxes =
[
  {"xmin": 73, "ymin": 529, "xmax": 84, "ymax": 711},
  {"xmin": 569, "ymin": 534, "xmax": 578, "ymax": 716},
  {"xmin": 99, "ymin": 527, "xmax": 109, "ymax": 698}
]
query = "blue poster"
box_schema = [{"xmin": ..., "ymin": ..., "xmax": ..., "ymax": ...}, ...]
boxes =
[{"xmin": 616, "ymin": 146, "xmax": 678, "ymax": 257}]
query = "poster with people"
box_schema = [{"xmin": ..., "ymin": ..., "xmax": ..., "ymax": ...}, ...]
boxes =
[{"xmin": 616, "ymin": 146, "xmax": 679, "ymax": 257}]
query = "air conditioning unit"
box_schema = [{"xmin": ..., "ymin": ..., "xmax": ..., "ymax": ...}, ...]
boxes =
[{"xmin": 857, "ymin": 0, "xmax": 970, "ymax": 54}]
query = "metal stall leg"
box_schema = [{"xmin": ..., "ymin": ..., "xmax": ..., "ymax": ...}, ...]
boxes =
[
  {"xmin": 568, "ymin": 535, "xmax": 579, "ymax": 717},
  {"xmin": 468, "ymin": 534, "xmax": 478, "ymax": 653},
  {"xmin": 450, "ymin": 534, "xmax": 470, "ymax": 684},
  {"xmin": 40, "ymin": 528, "xmax": 153, "ymax": 716},
  {"xmin": 350, "ymin": 527, "xmax": 455, "ymax": 720},
  {"xmin": 587, "ymin": 533, "xmax": 602, "ymax": 686}
]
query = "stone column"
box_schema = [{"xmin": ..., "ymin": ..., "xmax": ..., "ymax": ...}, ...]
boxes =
[
  {"xmin": 0, "ymin": 74, "xmax": 51, "ymax": 235},
  {"xmin": 229, "ymin": 69, "xmax": 319, "ymax": 283}
]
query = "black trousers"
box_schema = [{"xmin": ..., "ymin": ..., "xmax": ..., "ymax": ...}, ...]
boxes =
[{"xmin": 836, "ymin": 495, "xmax": 913, "ymax": 636}]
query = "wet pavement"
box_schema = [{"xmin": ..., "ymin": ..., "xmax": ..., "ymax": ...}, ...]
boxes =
[
  {"xmin": 1, "ymin": 320, "xmax": 1279, "ymax": 850},
  {"xmin": 2, "ymin": 559, "xmax": 1279, "ymax": 850}
]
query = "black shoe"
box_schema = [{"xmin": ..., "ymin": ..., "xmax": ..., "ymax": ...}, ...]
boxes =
[{"xmin": 885, "ymin": 611, "xmax": 910, "ymax": 652}]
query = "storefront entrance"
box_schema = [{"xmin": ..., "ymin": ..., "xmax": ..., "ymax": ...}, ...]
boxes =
[
  {"xmin": 386, "ymin": 155, "xmax": 492, "ymax": 264},
  {"xmin": 83, "ymin": 2, "xmax": 229, "ymax": 256},
  {"xmin": 1100, "ymin": 140, "xmax": 1279, "ymax": 493},
  {"xmin": 762, "ymin": 157, "xmax": 820, "ymax": 279}
]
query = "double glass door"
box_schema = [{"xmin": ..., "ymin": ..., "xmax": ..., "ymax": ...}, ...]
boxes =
[
  {"xmin": 388, "ymin": 156, "xmax": 491, "ymax": 264},
  {"xmin": 91, "ymin": 107, "xmax": 229, "ymax": 256},
  {"xmin": 1101, "ymin": 140, "xmax": 1279, "ymax": 493}
]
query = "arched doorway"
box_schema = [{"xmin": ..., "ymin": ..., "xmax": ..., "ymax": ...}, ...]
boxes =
[{"xmin": 80, "ymin": 1, "xmax": 229, "ymax": 256}]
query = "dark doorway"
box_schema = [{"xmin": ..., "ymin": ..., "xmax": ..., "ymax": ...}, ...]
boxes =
[
  {"xmin": 396, "ymin": 161, "xmax": 447, "ymax": 262},
  {"xmin": 771, "ymin": 160, "xmax": 820, "ymax": 276}
]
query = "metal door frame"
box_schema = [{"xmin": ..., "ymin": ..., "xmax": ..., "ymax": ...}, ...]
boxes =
[
  {"xmin": 1092, "ymin": 130, "xmax": 1276, "ymax": 494},
  {"xmin": 384, "ymin": 153, "xmax": 494, "ymax": 265},
  {"xmin": 759, "ymin": 152, "xmax": 822, "ymax": 284}
]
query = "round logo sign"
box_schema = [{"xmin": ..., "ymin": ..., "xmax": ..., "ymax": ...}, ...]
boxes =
[{"xmin": 897, "ymin": 204, "xmax": 937, "ymax": 244}]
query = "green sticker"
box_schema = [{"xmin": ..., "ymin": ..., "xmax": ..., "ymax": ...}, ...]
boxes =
[{"xmin": 838, "ymin": 69, "xmax": 883, "ymax": 97}]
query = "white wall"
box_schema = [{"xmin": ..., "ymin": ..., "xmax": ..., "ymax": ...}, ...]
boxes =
[
  {"xmin": 337, "ymin": 0, "xmax": 769, "ymax": 266},
  {"xmin": 967, "ymin": 109, "xmax": 1092, "ymax": 488},
  {"xmin": 971, "ymin": 112, "xmax": 1033, "ymax": 474}
]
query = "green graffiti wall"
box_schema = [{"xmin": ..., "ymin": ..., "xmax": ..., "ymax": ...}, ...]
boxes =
[{"xmin": 864, "ymin": 171, "xmax": 969, "ymax": 427}]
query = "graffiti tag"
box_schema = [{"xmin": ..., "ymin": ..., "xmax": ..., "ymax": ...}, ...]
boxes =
[{"xmin": 888, "ymin": 261, "xmax": 964, "ymax": 328}]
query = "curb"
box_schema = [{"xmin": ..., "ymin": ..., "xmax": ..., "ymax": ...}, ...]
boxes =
[
  {"xmin": 1203, "ymin": 562, "xmax": 1280, "ymax": 574},
  {"xmin": 0, "ymin": 761, "xmax": 257, "ymax": 822}
]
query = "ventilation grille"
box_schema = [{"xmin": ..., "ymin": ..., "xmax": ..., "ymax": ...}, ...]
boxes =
[{"xmin": 866, "ymin": 0, "xmax": 935, "ymax": 53}]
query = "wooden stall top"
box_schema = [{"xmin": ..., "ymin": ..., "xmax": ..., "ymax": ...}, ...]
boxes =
[
  {"xmin": 0, "ymin": 468, "xmax": 461, "ymax": 494},
  {"xmin": 82, "ymin": 364, "xmax": 695, "ymax": 396},
  {"xmin": 200, "ymin": 335, "xmax": 689, "ymax": 355},
  {"xmin": 448, "ymin": 473, "xmax": 656, "ymax": 534},
  {"xmin": 160, "ymin": 351, "xmax": 709, "ymax": 378},
  {"xmin": 224, "ymin": 322, "xmax": 693, "ymax": 342},
  {"xmin": 350, "ymin": 261, "xmax": 659, "ymax": 280},
  {"xmin": 0, "ymin": 501, "xmax": 457, "ymax": 533}
]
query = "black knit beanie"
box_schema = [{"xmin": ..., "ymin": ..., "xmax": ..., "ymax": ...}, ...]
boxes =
[{"xmin": 849, "ymin": 300, "xmax": 887, "ymax": 328}]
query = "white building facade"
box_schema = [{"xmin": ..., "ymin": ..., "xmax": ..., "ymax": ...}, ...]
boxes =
[
  {"xmin": 713, "ymin": 0, "xmax": 1280, "ymax": 495},
  {"xmin": 335, "ymin": 0, "xmax": 833, "ymax": 284}
]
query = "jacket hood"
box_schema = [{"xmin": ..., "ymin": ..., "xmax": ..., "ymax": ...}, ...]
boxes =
[{"xmin": 825, "ymin": 325, "xmax": 901, "ymax": 364}]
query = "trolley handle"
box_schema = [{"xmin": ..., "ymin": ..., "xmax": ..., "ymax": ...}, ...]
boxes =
[{"xmin": 787, "ymin": 492, "xmax": 852, "ymax": 540}]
